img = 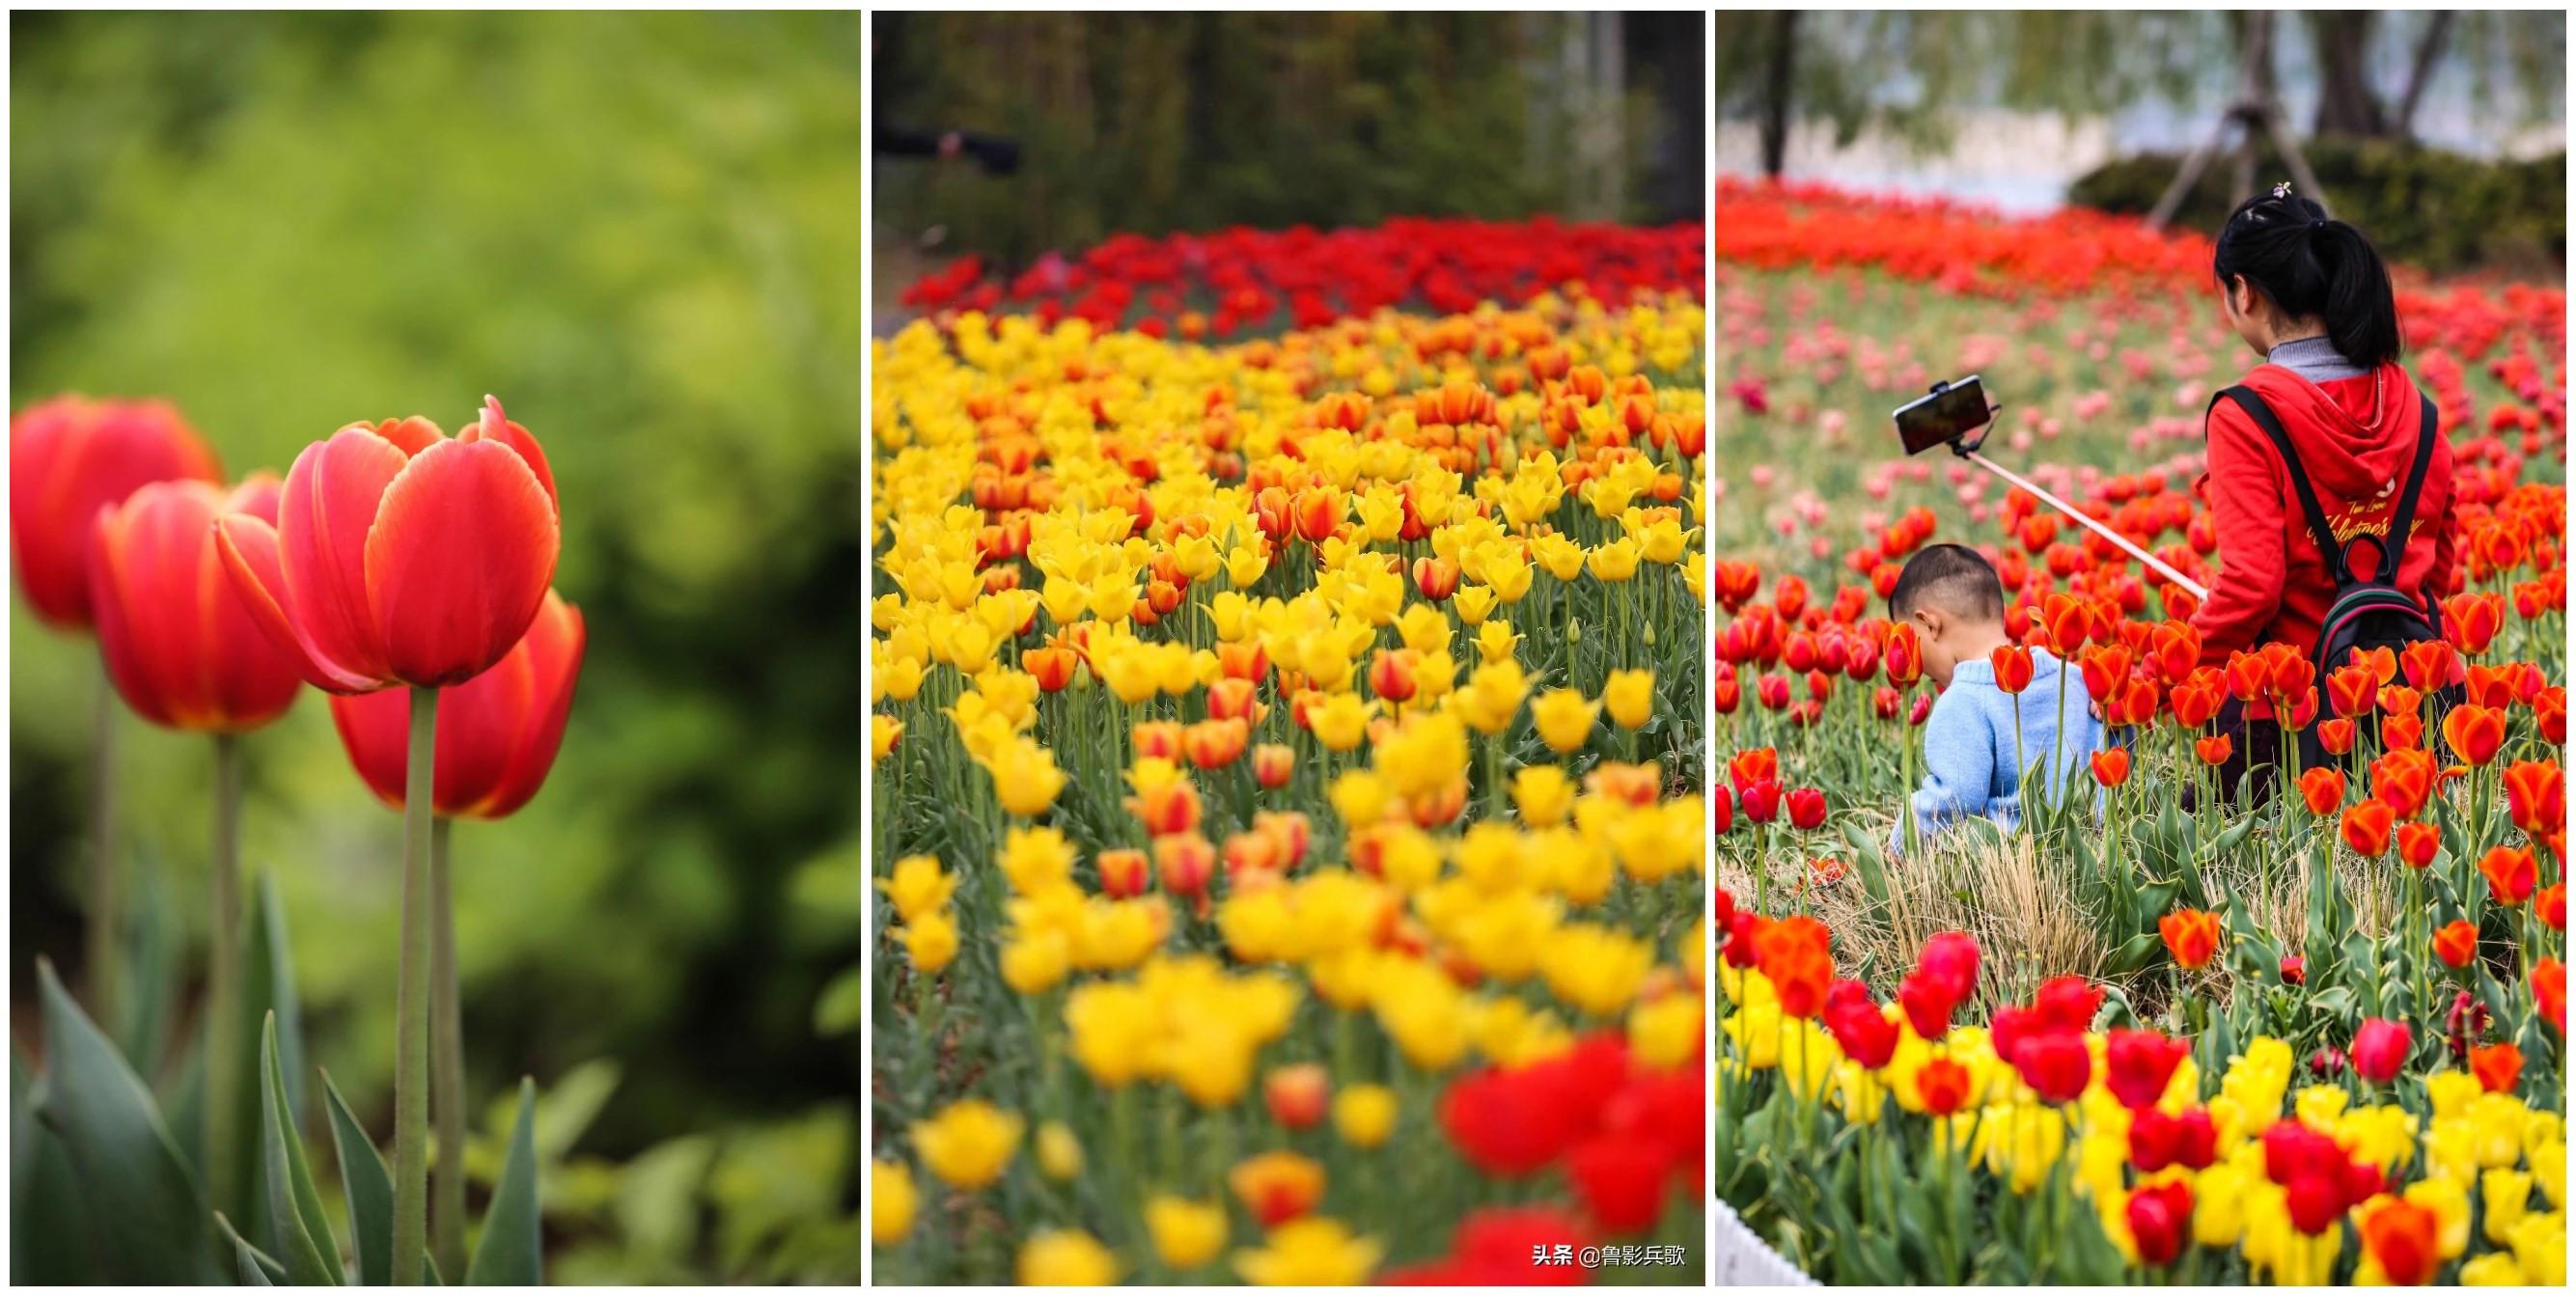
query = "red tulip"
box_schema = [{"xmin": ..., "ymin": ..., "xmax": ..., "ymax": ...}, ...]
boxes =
[
  {"xmin": 2350, "ymin": 1018, "xmax": 2411, "ymax": 1084},
  {"xmin": 2125, "ymin": 1180, "xmax": 2193, "ymax": 1267},
  {"xmin": 325, "ymin": 591, "xmax": 584, "ymax": 818},
  {"xmin": 2281, "ymin": 954, "xmax": 2306, "ymax": 985},
  {"xmin": 1883, "ymin": 622, "xmax": 1922, "ymax": 688},
  {"xmin": 2103, "ymin": 1028, "xmax": 2189, "ymax": 1110},
  {"xmin": 1786, "ymin": 786, "xmax": 1828, "ymax": 830},
  {"xmin": 1566, "ymin": 1136, "xmax": 1670, "ymax": 1236},
  {"xmin": 1916, "ymin": 930, "xmax": 1981, "ymax": 1003},
  {"xmin": 2193, "ymin": 733, "xmax": 2232, "ymax": 765},
  {"xmin": 2534, "ymin": 958, "xmax": 2565, "ymax": 1033},
  {"xmin": 1990, "ymin": 643, "xmax": 2035, "ymax": 694},
  {"xmin": 89, "ymin": 479, "xmax": 303, "ymax": 732},
  {"xmin": 217, "ymin": 399, "xmax": 560, "ymax": 692},
  {"xmin": 11, "ymin": 396, "xmax": 221, "ymax": 629},
  {"xmin": 1738, "ymin": 779, "xmax": 1782, "ymax": 825},
  {"xmin": 2011, "ymin": 1031, "xmax": 2091, "ymax": 1104}
]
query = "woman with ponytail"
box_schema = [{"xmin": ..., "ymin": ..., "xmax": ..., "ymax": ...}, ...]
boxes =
[{"xmin": 2191, "ymin": 185, "xmax": 2461, "ymax": 795}]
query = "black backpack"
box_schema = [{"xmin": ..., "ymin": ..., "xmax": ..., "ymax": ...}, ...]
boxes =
[{"xmin": 2209, "ymin": 385, "xmax": 2450, "ymax": 757}]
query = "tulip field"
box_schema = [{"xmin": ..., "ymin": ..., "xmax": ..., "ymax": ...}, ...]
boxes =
[
  {"xmin": 868, "ymin": 216, "xmax": 1708, "ymax": 1283},
  {"xmin": 1711, "ymin": 180, "xmax": 2565, "ymax": 1283}
]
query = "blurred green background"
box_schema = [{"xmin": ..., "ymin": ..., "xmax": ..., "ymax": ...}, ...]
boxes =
[{"xmin": 11, "ymin": 11, "xmax": 861, "ymax": 1282}]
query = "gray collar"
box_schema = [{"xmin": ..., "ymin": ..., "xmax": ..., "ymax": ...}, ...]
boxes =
[{"xmin": 2267, "ymin": 335, "xmax": 2369, "ymax": 383}]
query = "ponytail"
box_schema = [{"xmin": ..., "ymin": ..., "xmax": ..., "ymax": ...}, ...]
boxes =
[{"xmin": 2212, "ymin": 189, "xmax": 2403, "ymax": 368}]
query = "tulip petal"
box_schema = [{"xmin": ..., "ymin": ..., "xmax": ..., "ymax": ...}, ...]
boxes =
[
  {"xmin": 280, "ymin": 427, "xmax": 411, "ymax": 688},
  {"xmin": 479, "ymin": 593, "xmax": 583, "ymax": 817},
  {"xmin": 217, "ymin": 514, "xmax": 382, "ymax": 694},
  {"xmin": 325, "ymin": 689, "xmax": 411, "ymax": 813},
  {"xmin": 364, "ymin": 439, "xmax": 559, "ymax": 687},
  {"xmin": 458, "ymin": 397, "xmax": 558, "ymax": 510}
]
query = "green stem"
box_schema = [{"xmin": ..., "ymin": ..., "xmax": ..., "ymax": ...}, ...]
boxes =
[
  {"xmin": 204, "ymin": 733, "xmax": 245, "ymax": 1216},
  {"xmin": 88, "ymin": 668, "xmax": 123, "ymax": 1033},
  {"xmin": 431, "ymin": 815, "xmax": 468, "ymax": 1281},
  {"xmin": 391, "ymin": 686, "xmax": 440, "ymax": 1285}
]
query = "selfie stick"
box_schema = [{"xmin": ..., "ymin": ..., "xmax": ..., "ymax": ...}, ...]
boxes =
[{"xmin": 1953, "ymin": 442, "xmax": 2212, "ymax": 601}]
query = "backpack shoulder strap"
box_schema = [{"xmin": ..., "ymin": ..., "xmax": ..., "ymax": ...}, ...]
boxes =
[
  {"xmin": 2381, "ymin": 394, "xmax": 2441, "ymax": 559},
  {"xmin": 2211, "ymin": 385, "xmax": 2348, "ymax": 582}
]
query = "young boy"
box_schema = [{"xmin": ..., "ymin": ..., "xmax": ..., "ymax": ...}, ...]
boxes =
[{"xmin": 1886, "ymin": 543, "xmax": 2103, "ymax": 855}]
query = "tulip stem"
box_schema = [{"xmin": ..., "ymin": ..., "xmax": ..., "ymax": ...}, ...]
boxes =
[
  {"xmin": 431, "ymin": 815, "xmax": 468, "ymax": 1281},
  {"xmin": 392, "ymin": 685, "xmax": 440, "ymax": 1286},
  {"xmin": 205, "ymin": 733, "xmax": 245, "ymax": 1217},
  {"xmin": 87, "ymin": 668, "xmax": 123, "ymax": 1034}
]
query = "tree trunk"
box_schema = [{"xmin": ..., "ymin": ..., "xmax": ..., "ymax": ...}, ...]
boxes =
[
  {"xmin": 1757, "ymin": 12, "xmax": 1798, "ymax": 178},
  {"xmin": 2392, "ymin": 11, "xmax": 2456, "ymax": 141},
  {"xmin": 2310, "ymin": 11, "xmax": 2388, "ymax": 138}
]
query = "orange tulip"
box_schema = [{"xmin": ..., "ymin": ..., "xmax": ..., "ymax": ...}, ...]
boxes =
[
  {"xmin": 11, "ymin": 396, "xmax": 220, "ymax": 630},
  {"xmin": 90, "ymin": 479, "xmax": 304, "ymax": 733},
  {"xmin": 217, "ymin": 399, "xmax": 559, "ymax": 691},
  {"xmin": 1370, "ymin": 649, "xmax": 1420, "ymax": 703},
  {"xmin": 1411, "ymin": 555, "xmax": 1460, "ymax": 602},
  {"xmin": 1096, "ymin": 847, "xmax": 1150, "ymax": 899},
  {"xmin": 2479, "ymin": 845, "xmax": 2538, "ymax": 906},
  {"xmin": 1025, "ymin": 645, "xmax": 1080, "ymax": 693},
  {"xmin": 2297, "ymin": 767, "xmax": 2346, "ymax": 816},
  {"xmin": 1989, "ymin": 643, "xmax": 2035, "ymax": 694},
  {"xmin": 2340, "ymin": 799, "xmax": 2396, "ymax": 858},
  {"xmin": 2157, "ymin": 908, "xmax": 2219, "ymax": 969},
  {"xmin": 1133, "ymin": 721, "xmax": 1184, "ymax": 761},
  {"xmin": 2440, "ymin": 703, "xmax": 2507, "ymax": 767},
  {"xmin": 1263, "ymin": 1064, "xmax": 1330, "ymax": 1131},
  {"xmin": 2467, "ymin": 1041, "xmax": 2522, "ymax": 1092},
  {"xmin": 1883, "ymin": 623, "xmax": 1922, "ymax": 688},
  {"xmin": 1130, "ymin": 778, "xmax": 1203, "ymax": 836},
  {"xmin": 2505, "ymin": 760, "xmax": 2563, "ymax": 837},
  {"xmin": 2090, "ymin": 749, "xmax": 2132, "ymax": 788},
  {"xmin": 1251, "ymin": 743, "xmax": 1295, "ymax": 790},
  {"xmin": 2325, "ymin": 664, "xmax": 2377, "ymax": 718},
  {"xmin": 327, "ymin": 590, "xmax": 584, "ymax": 818},
  {"xmin": 1183, "ymin": 718, "xmax": 1249, "ymax": 770},
  {"xmin": 1755, "ymin": 915, "xmax": 1834, "ymax": 1019},
  {"xmin": 2193, "ymin": 734, "xmax": 2232, "ymax": 766},
  {"xmin": 2396, "ymin": 821, "xmax": 2441, "ymax": 869},
  {"xmin": 2431, "ymin": 920, "xmax": 2479, "ymax": 968},
  {"xmin": 2357, "ymin": 1199, "xmax": 2442, "ymax": 1285}
]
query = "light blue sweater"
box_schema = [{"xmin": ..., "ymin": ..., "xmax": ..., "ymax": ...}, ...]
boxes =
[{"xmin": 1893, "ymin": 647, "xmax": 2105, "ymax": 854}]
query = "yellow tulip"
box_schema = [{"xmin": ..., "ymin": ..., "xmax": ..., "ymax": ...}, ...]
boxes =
[
  {"xmin": 1145, "ymin": 1196, "xmax": 1229, "ymax": 1272},
  {"xmin": 1308, "ymin": 692, "xmax": 1373, "ymax": 753},
  {"xmin": 1602, "ymin": 668, "xmax": 1654, "ymax": 729},
  {"xmin": 1333, "ymin": 1084, "xmax": 1399, "ymax": 1149},
  {"xmin": 1036, "ymin": 1121, "xmax": 1084, "ymax": 1181},
  {"xmin": 1017, "ymin": 1228, "xmax": 1120, "ymax": 1285},
  {"xmin": 913, "ymin": 1098, "xmax": 1022, "ymax": 1190},
  {"xmin": 900, "ymin": 913, "xmax": 957, "ymax": 974},
  {"xmin": 877, "ymin": 855, "xmax": 955, "ymax": 923},
  {"xmin": 1234, "ymin": 1218, "xmax": 1383, "ymax": 1285},
  {"xmin": 870, "ymin": 1159, "xmax": 915, "ymax": 1245},
  {"xmin": 1531, "ymin": 688, "xmax": 1598, "ymax": 754},
  {"xmin": 1627, "ymin": 994, "xmax": 1703, "ymax": 1068}
]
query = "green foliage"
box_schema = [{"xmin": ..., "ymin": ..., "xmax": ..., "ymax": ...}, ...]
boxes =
[
  {"xmin": 2070, "ymin": 141, "xmax": 2567, "ymax": 275},
  {"xmin": 12, "ymin": 11, "xmax": 861, "ymax": 1280},
  {"xmin": 874, "ymin": 13, "xmax": 1682, "ymax": 262}
]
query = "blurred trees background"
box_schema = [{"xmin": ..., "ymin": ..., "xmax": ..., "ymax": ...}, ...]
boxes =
[
  {"xmin": 872, "ymin": 11, "xmax": 1704, "ymax": 269},
  {"xmin": 1715, "ymin": 10, "xmax": 2564, "ymax": 273},
  {"xmin": 11, "ymin": 11, "xmax": 861, "ymax": 1281}
]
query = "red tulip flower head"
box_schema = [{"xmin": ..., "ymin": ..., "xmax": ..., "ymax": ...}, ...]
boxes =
[
  {"xmin": 2157, "ymin": 907, "xmax": 2219, "ymax": 969},
  {"xmin": 12, "ymin": 396, "xmax": 221, "ymax": 629},
  {"xmin": 326, "ymin": 590, "xmax": 583, "ymax": 818},
  {"xmin": 2349, "ymin": 1018, "xmax": 2411, "ymax": 1084},
  {"xmin": 218, "ymin": 398, "xmax": 560, "ymax": 692},
  {"xmin": 90, "ymin": 478, "xmax": 304, "ymax": 732}
]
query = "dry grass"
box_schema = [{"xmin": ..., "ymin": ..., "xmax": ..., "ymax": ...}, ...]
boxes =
[{"xmin": 1720, "ymin": 812, "xmax": 2412, "ymax": 1022}]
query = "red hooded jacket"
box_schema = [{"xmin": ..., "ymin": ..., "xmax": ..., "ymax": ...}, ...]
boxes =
[{"xmin": 2191, "ymin": 362, "xmax": 2459, "ymax": 667}]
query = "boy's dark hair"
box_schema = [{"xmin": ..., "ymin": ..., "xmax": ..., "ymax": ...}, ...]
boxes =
[
  {"xmin": 1889, "ymin": 543, "xmax": 2005, "ymax": 622},
  {"xmin": 2212, "ymin": 189, "xmax": 2402, "ymax": 369}
]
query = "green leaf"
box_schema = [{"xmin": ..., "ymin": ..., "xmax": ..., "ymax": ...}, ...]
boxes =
[
  {"xmin": 814, "ymin": 965, "xmax": 864, "ymax": 1036},
  {"xmin": 28, "ymin": 958, "xmax": 224, "ymax": 1283},
  {"xmin": 218, "ymin": 1211, "xmax": 289, "ymax": 1285},
  {"xmin": 258, "ymin": 1012, "xmax": 346, "ymax": 1283},
  {"xmin": 323, "ymin": 1071, "xmax": 395, "ymax": 1287},
  {"xmin": 2105, "ymin": 931, "xmax": 2164, "ymax": 978},
  {"xmin": 11, "ymin": 1048, "xmax": 92, "ymax": 1284},
  {"xmin": 465, "ymin": 1078, "xmax": 542, "ymax": 1285}
]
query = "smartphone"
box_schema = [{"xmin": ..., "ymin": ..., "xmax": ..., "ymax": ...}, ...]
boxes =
[{"xmin": 1893, "ymin": 376, "xmax": 1992, "ymax": 455}]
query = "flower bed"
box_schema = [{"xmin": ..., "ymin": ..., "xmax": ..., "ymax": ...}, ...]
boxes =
[
  {"xmin": 1712, "ymin": 181, "xmax": 2566, "ymax": 1284},
  {"xmin": 870, "ymin": 239, "xmax": 1709, "ymax": 1283}
]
